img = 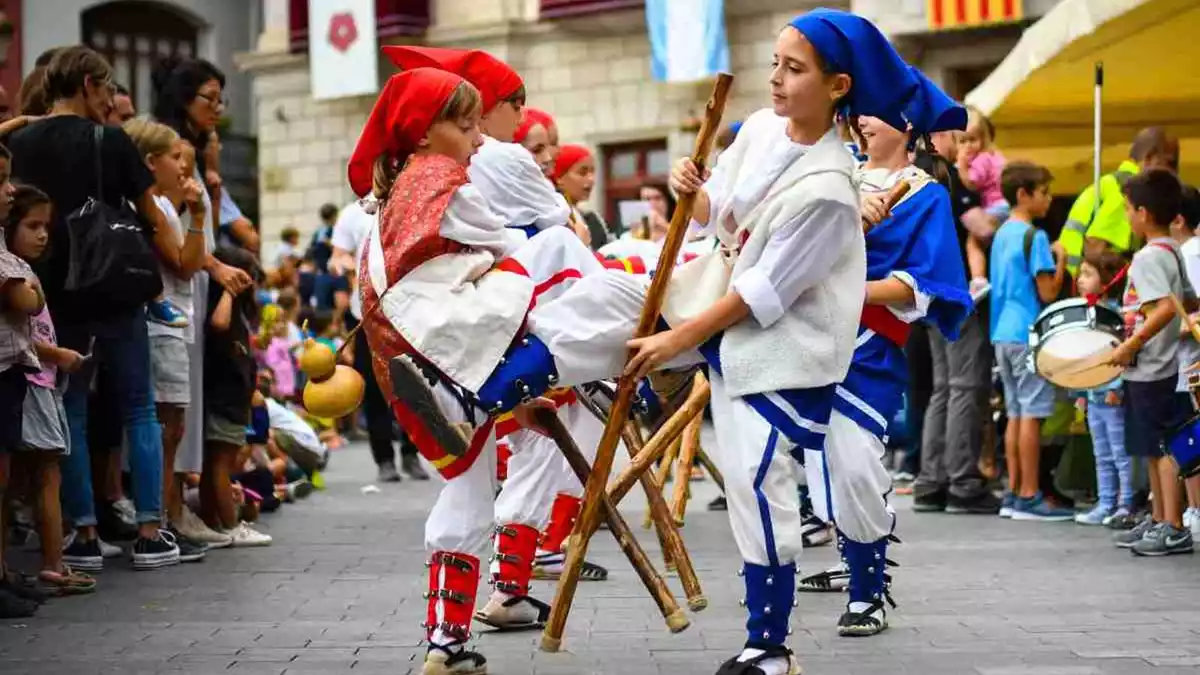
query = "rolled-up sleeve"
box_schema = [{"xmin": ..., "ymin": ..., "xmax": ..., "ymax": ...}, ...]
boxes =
[
  {"xmin": 731, "ymin": 198, "xmax": 859, "ymax": 328},
  {"xmin": 887, "ymin": 271, "xmax": 933, "ymax": 322}
]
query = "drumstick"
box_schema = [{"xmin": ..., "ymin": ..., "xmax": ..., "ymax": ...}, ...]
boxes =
[
  {"xmin": 863, "ymin": 181, "xmax": 911, "ymax": 234},
  {"xmin": 1169, "ymin": 293, "xmax": 1200, "ymax": 343}
]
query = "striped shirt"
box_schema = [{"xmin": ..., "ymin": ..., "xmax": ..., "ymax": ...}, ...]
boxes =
[{"xmin": 0, "ymin": 238, "xmax": 40, "ymax": 374}]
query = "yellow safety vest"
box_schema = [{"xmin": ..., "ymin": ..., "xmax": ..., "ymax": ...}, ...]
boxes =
[{"xmin": 1057, "ymin": 159, "xmax": 1140, "ymax": 276}]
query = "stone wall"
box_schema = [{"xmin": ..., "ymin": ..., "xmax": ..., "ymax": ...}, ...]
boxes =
[{"xmin": 242, "ymin": 2, "xmax": 833, "ymax": 249}]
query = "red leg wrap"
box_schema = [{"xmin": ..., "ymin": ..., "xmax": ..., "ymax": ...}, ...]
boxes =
[
  {"xmin": 539, "ymin": 492, "xmax": 582, "ymax": 554},
  {"xmin": 492, "ymin": 523, "xmax": 538, "ymax": 596},
  {"xmin": 424, "ymin": 551, "xmax": 480, "ymax": 641}
]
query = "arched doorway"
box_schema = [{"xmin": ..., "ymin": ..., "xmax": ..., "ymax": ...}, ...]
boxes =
[{"xmin": 81, "ymin": 1, "xmax": 200, "ymax": 114}]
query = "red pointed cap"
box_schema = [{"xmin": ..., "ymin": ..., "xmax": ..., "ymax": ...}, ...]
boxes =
[
  {"xmin": 515, "ymin": 107, "xmax": 554, "ymax": 144},
  {"xmin": 552, "ymin": 144, "xmax": 592, "ymax": 182},
  {"xmin": 383, "ymin": 45, "xmax": 523, "ymax": 115},
  {"xmin": 347, "ymin": 68, "xmax": 468, "ymax": 198}
]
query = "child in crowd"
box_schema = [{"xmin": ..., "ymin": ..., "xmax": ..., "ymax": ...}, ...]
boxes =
[
  {"xmin": 1073, "ymin": 250, "xmax": 1134, "ymax": 526},
  {"xmin": 275, "ymin": 226, "xmax": 301, "ymax": 268},
  {"xmin": 0, "ymin": 146, "xmax": 51, "ymax": 618},
  {"xmin": 1111, "ymin": 169, "xmax": 1197, "ymax": 556},
  {"xmin": 988, "ymin": 161, "xmax": 1070, "ymax": 521},
  {"xmin": 201, "ymin": 245, "xmax": 272, "ymax": 547},
  {"xmin": 1174, "ymin": 185, "xmax": 1200, "ymax": 536},
  {"xmin": 8, "ymin": 187, "xmax": 94, "ymax": 594},
  {"xmin": 959, "ymin": 106, "xmax": 1008, "ymax": 282}
]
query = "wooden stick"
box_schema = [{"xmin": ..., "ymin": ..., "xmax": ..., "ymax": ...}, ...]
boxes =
[
  {"xmin": 533, "ymin": 409, "xmax": 689, "ymax": 633},
  {"xmin": 644, "ymin": 436, "xmax": 681, "ymax": 529},
  {"xmin": 540, "ymin": 74, "xmax": 734, "ymax": 654},
  {"xmin": 671, "ymin": 405, "xmax": 704, "ymax": 525},
  {"xmin": 862, "ymin": 181, "xmax": 913, "ymax": 234},
  {"xmin": 695, "ymin": 448, "xmax": 725, "ymax": 494},
  {"xmin": 1169, "ymin": 292, "xmax": 1200, "ymax": 343}
]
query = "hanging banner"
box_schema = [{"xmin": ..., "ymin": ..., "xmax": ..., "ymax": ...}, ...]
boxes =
[
  {"xmin": 308, "ymin": 0, "xmax": 378, "ymax": 100},
  {"xmin": 646, "ymin": 0, "xmax": 730, "ymax": 83},
  {"xmin": 928, "ymin": 0, "xmax": 1025, "ymax": 31}
]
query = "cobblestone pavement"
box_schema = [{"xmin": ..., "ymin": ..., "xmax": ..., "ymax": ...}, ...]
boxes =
[{"xmin": 4, "ymin": 441, "xmax": 1200, "ymax": 675}]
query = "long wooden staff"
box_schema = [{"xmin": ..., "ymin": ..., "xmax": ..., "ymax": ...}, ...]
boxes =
[
  {"xmin": 532, "ymin": 408, "xmax": 689, "ymax": 633},
  {"xmin": 670, "ymin": 399, "xmax": 705, "ymax": 524},
  {"xmin": 540, "ymin": 73, "xmax": 734, "ymax": 653}
]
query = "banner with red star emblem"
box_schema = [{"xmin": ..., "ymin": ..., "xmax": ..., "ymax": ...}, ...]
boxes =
[{"xmin": 308, "ymin": 0, "xmax": 378, "ymax": 100}]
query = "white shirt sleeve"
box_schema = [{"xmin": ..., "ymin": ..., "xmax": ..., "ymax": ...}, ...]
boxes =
[
  {"xmin": 468, "ymin": 139, "xmax": 571, "ymax": 232},
  {"xmin": 331, "ymin": 203, "xmax": 367, "ymax": 253},
  {"xmin": 439, "ymin": 184, "xmax": 516, "ymax": 258},
  {"xmin": 731, "ymin": 198, "xmax": 860, "ymax": 328},
  {"xmin": 886, "ymin": 271, "xmax": 933, "ymax": 322}
]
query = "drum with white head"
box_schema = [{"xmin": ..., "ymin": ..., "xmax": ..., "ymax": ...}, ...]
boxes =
[{"xmin": 1028, "ymin": 298, "xmax": 1125, "ymax": 389}]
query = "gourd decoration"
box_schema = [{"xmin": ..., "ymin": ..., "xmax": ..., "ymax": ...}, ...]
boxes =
[{"xmin": 299, "ymin": 321, "xmax": 365, "ymax": 419}]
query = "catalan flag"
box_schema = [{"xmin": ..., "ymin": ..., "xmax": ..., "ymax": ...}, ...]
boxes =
[{"xmin": 927, "ymin": 0, "xmax": 1024, "ymax": 30}]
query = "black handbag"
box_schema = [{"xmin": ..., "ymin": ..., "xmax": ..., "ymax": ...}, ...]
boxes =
[{"xmin": 62, "ymin": 125, "xmax": 163, "ymax": 315}]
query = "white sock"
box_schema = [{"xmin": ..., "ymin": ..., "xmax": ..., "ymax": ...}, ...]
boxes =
[
  {"xmin": 848, "ymin": 601, "xmax": 872, "ymax": 614},
  {"xmin": 737, "ymin": 648, "xmax": 789, "ymax": 675},
  {"xmin": 430, "ymin": 627, "xmax": 463, "ymax": 650}
]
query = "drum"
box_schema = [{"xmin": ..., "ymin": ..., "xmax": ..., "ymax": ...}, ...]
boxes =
[
  {"xmin": 1028, "ymin": 298, "xmax": 1126, "ymax": 389},
  {"xmin": 1169, "ymin": 415, "xmax": 1200, "ymax": 478}
]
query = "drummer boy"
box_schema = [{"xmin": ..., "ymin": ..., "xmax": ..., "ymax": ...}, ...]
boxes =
[
  {"xmin": 1109, "ymin": 168, "xmax": 1197, "ymax": 557},
  {"xmin": 988, "ymin": 161, "xmax": 1070, "ymax": 522}
]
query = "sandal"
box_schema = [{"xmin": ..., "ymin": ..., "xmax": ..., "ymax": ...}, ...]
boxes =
[{"xmin": 38, "ymin": 565, "xmax": 97, "ymax": 596}]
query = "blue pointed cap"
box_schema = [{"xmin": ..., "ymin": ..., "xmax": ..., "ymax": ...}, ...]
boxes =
[
  {"xmin": 788, "ymin": 8, "xmax": 918, "ymax": 131},
  {"xmin": 904, "ymin": 66, "xmax": 967, "ymax": 136}
]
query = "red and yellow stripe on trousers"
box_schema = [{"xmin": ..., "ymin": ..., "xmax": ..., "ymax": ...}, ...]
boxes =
[
  {"xmin": 494, "ymin": 387, "xmax": 579, "ymax": 438},
  {"xmin": 927, "ymin": 0, "xmax": 1023, "ymax": 30}
]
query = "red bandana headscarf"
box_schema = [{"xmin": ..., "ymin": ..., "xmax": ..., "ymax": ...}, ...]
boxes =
[
  {"xmin": 347, "ymin": 68, "xmax": 468, "ymax": 198},
  {"xmin": 552, "ymin": 144, "xmax": 592, "ymax": 182},
  {"xmin": 383, "ymin": 46, "xmax": 522, "ymax": 115},
  {"xmin": 514, "ymin": 107, "xmax": 554, "ymax": 145}
]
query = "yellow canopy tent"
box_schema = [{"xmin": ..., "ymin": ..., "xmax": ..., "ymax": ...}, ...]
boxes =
[{"xmin": 965, "ymin": 0, "xmax": 1200, "ymax": 194}]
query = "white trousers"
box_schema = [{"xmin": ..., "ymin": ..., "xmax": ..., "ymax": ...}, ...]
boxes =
[{"xmin": 803, "ymin": 410, "xmax": 895, "ymax": 544}]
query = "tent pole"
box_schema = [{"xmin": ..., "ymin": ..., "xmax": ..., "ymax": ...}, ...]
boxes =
[{"xmin": 1094, "ymin": 62, "xmax": 1103, "ymax": 202}]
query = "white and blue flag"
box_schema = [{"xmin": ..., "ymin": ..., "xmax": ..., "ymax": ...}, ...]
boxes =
[{"xmin": 646, "ymin": 0, "xmax": 730, "ymax": 83}]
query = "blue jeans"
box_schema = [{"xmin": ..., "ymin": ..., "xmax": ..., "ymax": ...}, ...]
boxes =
[
  {"xmin": 60, "ymin": 309, "xmax": 163, "ymax": 527},
  {"xmin": 1086, "ymin": 400, "xmax": 1133, "ymax": 511}
]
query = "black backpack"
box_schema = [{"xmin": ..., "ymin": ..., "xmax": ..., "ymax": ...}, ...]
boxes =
[{"xmin": 62, "ymin": 126, "xmax": 163, "ymax": 316}]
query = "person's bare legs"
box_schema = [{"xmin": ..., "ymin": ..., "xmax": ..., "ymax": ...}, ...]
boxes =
[
  {"xmin": 1186, "ymin": 475, "xmax": 1200, "ymax": 511},
  {"xmin": 1004, "ymin": 417, "xmax": 1020, "ymax": 495},
  {"xmin": 1017, "ymin": 417, "xmax": 1042, "ymax": 499},
  {"xmin": 1153, "ymin": 456, "xmax": 1185, "ymax": 529},
  {"xmin": 200, "ymin": 441, "xmax": 239, "ymax": 530},
  {"xmin": 34, "ymin": 455, "xmax": 64, "ymax": 574},
  {"xmin": 157, "ymin": 404, "xmax": 186, "ymax": 526}
]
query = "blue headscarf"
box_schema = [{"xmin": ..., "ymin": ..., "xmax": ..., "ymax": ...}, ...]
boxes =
[
  {"xmin": 788, "ymin": 9, "xmax": 918, "ymax": 131},
  {"xmin": 903, "ymin": 67, "xmax": 967, "ymax": 136},
  {"xmin": 728, "ymin": 120, "xmax": 743, "ymax": 139}
]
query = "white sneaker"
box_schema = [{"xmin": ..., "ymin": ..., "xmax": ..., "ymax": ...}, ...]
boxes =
[
  {"xmin": 113, "ymin": 497, "xmax": 136, "ymax": 525},
  {"xmin": 174, "ymin": 508, "xmax": 233, "ymax": 549},
  {"xmin": 1188, "ymin": 508, "xmax": 1200, "ymax": 537},
  {"xmin": 226, "ymin": 522, "xmax": 272, "ymax": 547}
]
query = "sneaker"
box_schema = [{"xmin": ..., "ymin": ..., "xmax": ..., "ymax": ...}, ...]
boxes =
[
  {"xmin": 1105, "ymin": 508, "xmax": 1138, "ymax": 530},
  {"xmin": 892, "ymin": 470, "xmax": 916, "ymax": 483},
  {"xmin": 1186, "ymin": 508, "xmax": 1200, "ymax": 537},
  {"xmin": 998, "ymin": 492, "xmax": 1016, "ymax": 519},
  {"xmin": 61, "ymin": 536, "xmax": 104, "ymax": 572},
  {"xmin": 132, "ymin": 531, "xmax": 181, "ymax": 570},
  {"xmin": 98, "ymin": 538, "xmax": 123, "ymax": 558},
  {"xmin": 1011, "ymin": 493, "xmax": 1074, "ymax": 522},
  {"xmin": 377, "ymin": 461, "xmax": 402, "ymax": 483},
  {"xmin": 798, "ymin": 560, "xmax": 849, "ymax": 593},
  {"xmin": 1114, "ymin": 515, "xmax": 1157, "ymax": 548},
  {"xmin": 97, "ymin": 503, "xmax": 138, "ymax": 542},
  {"xmin": 801, "ymin": 514, "xmax": 834, "ymax": 548},
  {"xmin": 707, "ymin": 495, "xmax": 728, "ymax": 511},
  {"xmin": 167, "ymin": 528, "xmax": 209, "ymax": 563},
  {"xmin": 1075, "ymin": 505, "xmax": 1111, "ymax": 526},
  {"xmin": 226, "ymin": 522, "xmax": 272, "ymax": 547},
  {"xmin": 946, "ymin": 491, "xmax": 1002, "ymax": 515},
  {"xmin": 147, "ymin": 298, "xmax": 189, "ymax": 328},
  {"xmin": 174, "ymin": 508, "xmax": 233, "ymax": 549},
  {"xmin": 286, "ymin": 479, "xmax": 315, "ymax": 501},
  {"xmin": 912, "ymin": 488, "xmax": 947, "ymax": 513},
  {"xmin": 1131, "ymin": 523, "xmax": 1194, "ymax": 557},
  {"xmin": 113, "ymin": 497, "xmax": 137, "ymax": 525},
  {"xmin": 401, "ymin": 454, "xmax": 430, "ymax": 480}
]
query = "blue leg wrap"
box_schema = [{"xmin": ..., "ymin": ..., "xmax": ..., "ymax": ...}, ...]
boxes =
[{"xmin": 742, "ymin": 562, "xmax": 795, "ymax": 647}]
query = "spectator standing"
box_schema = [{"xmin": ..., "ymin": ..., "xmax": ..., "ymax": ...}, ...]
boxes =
[
  {"xmin": 308, "ymin": 203, "xmax": 337, "ymax": 273},
  {"xmin": 912, "ymin": 129, "xmax": 997, "ymax": 513},
  {"xmin": 329, "ymin": 199, "xmax": 428, "ymax": 482},
  {"xmin": 1058, "ymin": 127, "xmax": 1180, "ymax": 275},
  {"xmin": 108, "ymin": 83, "xmax": 135, "ymax": 124},
  {"xmin": 987, "ymin": 161, "xmax": 1071, "ymax": 521},
  {"xmin": 1111, "ymin": 170, "xmax": 1197, "ymax": 556},
  {"xmin": 1174, "ymin": 185, "xmax": 1200, "ymax": 536},
  {"xmin": 151, "ymin": 56, "xmax": 254, "ymax": 536},
  {"xmin": 5, "ymin": 46, "xmax": 181, "ymax": 571}
]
